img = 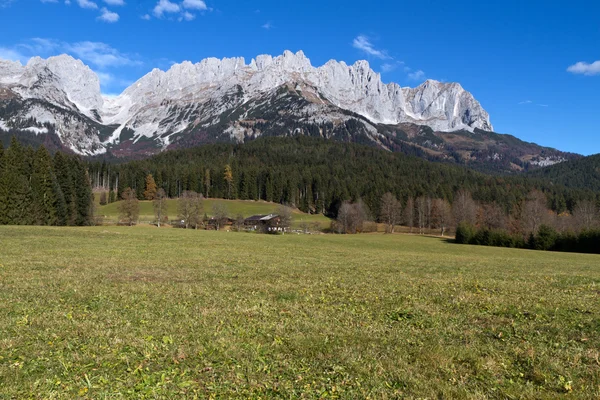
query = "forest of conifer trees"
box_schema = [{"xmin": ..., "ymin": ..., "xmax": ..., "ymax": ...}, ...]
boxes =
[
  {"xmin": 0, "ymin": 137, "xmax": 94, "ymax": 226},
  {"xmin": 87, "ymin": 136, "xmax": 599, "ymax": 219}
]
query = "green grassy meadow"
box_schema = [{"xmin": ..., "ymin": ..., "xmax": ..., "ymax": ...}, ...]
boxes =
[
  {"xmin": 97, "ymin": 198, "xmax": 331, "ymax": 228},
  {"xmin": 0, "ymin": 226, "xmax": 599, "ymax": 398}
]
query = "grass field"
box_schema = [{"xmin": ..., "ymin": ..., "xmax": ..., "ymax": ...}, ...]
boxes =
[
  {"xmin": 0, "ymin": 226, "xmax": 599, "ymax": 398},
  {"xmin": 97, "ymin": 198, "xmax": 331, "ymax": 228}
]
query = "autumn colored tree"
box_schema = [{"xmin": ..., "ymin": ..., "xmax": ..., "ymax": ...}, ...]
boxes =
[
  {"xmin": 153, "ymin": 188, "xmax": 168, "ymax": 227},
  {"xmin": 204, "ymin": 168, "xmax": 211, "ymax": 198},
  {"xmin": 224, "ymin": 164, "xmax": 234, "ymax": 199},
  {"xmin": 143, "ymin": 174, "xmax": 158, "ymax": 200}
]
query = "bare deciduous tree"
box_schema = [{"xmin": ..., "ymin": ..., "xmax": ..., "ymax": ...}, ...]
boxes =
[
  {"xmin": 380, "ymin": 192, "xmax": 402, "ymax": 233},
  {"xmin": 523, "ymin": 190, "xmax": 548, "ymax": 234},
  {"xmin": 178, "ymin": 191, "xmax": 203, "ymax": 229},
  {"xmin": 336, "ymin": 200, "xmax": 371, "ymax": 234},
  {"xmin": 212, "ymin": 202, "xmax": 229, "ymax": 231},
  {"xmin": 432, "ymin": 198, "xmax": 453, "ymax": 236},
  {"xmin": 452, "ymin": 189, "xmax": 477, "ymax": 225},
  {"xmin": 153, "ymin": 188, "xmax": 168, "ymax": 228},
  {"xmin": 233, "ymin": 213, "xmax": 245, "ymax": 232},
  {"xmin": 404, "ymin": 197, "xmax": 415, "ymax": 233},
  {"xmin": 276, "ymin": 204, "xmax": 293, "ymax": 231},
  {"xmin": 416, "ymin": 196, "xmax": 427, "ymax": 234},
  {"xmin": 573, "ymin": 200, "xmax": 598, "ymax": 231},
  {"xmin": 478, "ymin": 203, "xmax": 507, "ymax": 230},
  {"xmin": 118, "ymin": 187, "xmax": 139, "ymax": 226}
]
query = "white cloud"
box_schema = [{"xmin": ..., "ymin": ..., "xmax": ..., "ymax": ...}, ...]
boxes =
[
  {"xmin": 65, "ymin": 41, "xmax": 140, "ymax": 68},
  {"xmin": 182, "ymin": 0, "xmax": 206, "ymax": 10},
  {"xmin": 179, "ymin": 11, "xmax": 195, "ymax": 21},
  {"xmin": 141, "ymin": 13, "xmax": 151, "ymax": 20},
  {"xmin": 567, "ymin": 61, "xmax": 600, "ymax": 76},
  {"xmin": 76, "ymin": 0, "xmax": 98, "ymax": 9},
  {"xmin": 103, "ymin": 0, "xmax": 124, "ymax": 5},
  {"xmin": 11, "ymin": 38, "xmax": 140, "ymax": 68},
  {"xmin": 153, "ymin": 0, "xmax": 179, "ymax": 17},
  {"xmin": 352, "ymin": 35, "xmax": 390, "ymax": 60},
  {"xmin": 380, "ymin": 61, "xmax": 404, "ymax": 73},
  {"xmin": 518, "ymin": 100, "xmax": 533, "ymax": 105},
  {"xmin": 98, "ymin": 7, "xmax": 119, "ymax": 22},
  {"xmin": 407, "ymin": 70, "xmax": 425, "ymax": 81},
  {"xmin": 0, "ymin": 47, "xmax": 28, "ymax": 63},
  {"xmin": 262, "ymin": 22, "xmax": 272, "ymax": 29}
]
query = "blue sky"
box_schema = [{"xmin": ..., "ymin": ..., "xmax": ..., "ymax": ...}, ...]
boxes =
[{"xmin": 1, "ymin": 0, "xmax": 599, "ymax": 155}]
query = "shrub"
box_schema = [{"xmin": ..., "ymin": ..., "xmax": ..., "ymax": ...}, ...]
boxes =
[{"xmin": 455, "ymin": 222, "xmax": 476, "ymax": 244}]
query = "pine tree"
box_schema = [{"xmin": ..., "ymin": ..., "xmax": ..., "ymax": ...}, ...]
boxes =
[
  {"xmin": 72, "ymin": 158, "xmax": 93, "ymax": 226},
  {"xmin": 143, "ymin": 174, "xmax": 158, "ymax": 200},
  {"xmin": 54, "ymin": 151, "xmax": 77, "ymax": 225},
  {"xmin": 31, "ymin": 146, "xmax": 58, "ymax": 225},
  {"xmin": 0, "ymin": 137, "xmax": 34, "ymax": 225}
]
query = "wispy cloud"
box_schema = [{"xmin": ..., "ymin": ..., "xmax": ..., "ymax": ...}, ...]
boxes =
[
  {"xmin": 4, "ymin": 38, "xmax": 141, "ymax": 69},
  {"xmin": 407, "ymin": 70, "xmax": 425, "ymax": 81},
  {"xmin": 40, "ymin": 0, "xmax": 124, "ymax": 22},
  {"xmin": 380, "ymin": 61, "xmax": 404, "ymax": 73},
  {"xmin": 0, "ymin": 47, "xmax": 28, "ymax": 63},
  {"xmin": 262, "ymin": 22, "xmax": 272, "ymax": 30},
  {"xmin": 518, "ymin": 100, "xmax": 549, "ymax": 107},
  {"xmin": 76, "ymin": 0, "xmax": 98, "ymax": 9},
  {"xmin": 153, "ymin": 0, "xmax": 179, "ymax": 17},
  {"xmin": 98, "ymin": 7, "xmax": 119, "ymax": 22},
  {"xmin": 151, "ymin": 0, "xmax": 209, "ymax": 21},
  {"xmin": 567, "ymin": 60, "xmax": 600, "ymax": 76},
  {"xmin": 182, "ymin": 0, "xmax": 206, "ymax": 10},
  {"xmin": 352, "ymin": 35, "xmax": 390, "ymax": 60}
]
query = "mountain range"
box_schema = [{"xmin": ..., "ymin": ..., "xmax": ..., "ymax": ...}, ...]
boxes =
[{"xmin": 0, "ymin": 51, "xmax": 578, "ymax": 172}]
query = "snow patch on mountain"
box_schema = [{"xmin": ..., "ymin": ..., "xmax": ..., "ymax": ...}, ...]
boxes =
[{"xmin": 0, "ymin": 51, "xmax": 494, "ymax": 154}]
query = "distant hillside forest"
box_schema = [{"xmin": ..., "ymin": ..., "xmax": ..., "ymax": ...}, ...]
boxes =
[
  {"xmin": 528, "ymin": 153, "xmax": 600, "ymax": 192},
  {"xmin": 87, "ymin": 136, "xmax": 599, "ymax": 218},
  {"xmin": 0, "ymin": 137, "xmax": 94, "ymax": 226}
]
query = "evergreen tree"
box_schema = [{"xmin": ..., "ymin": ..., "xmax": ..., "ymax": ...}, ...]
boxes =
[
  {"xmin": 31, "ymin": 146, "xmax": 58, "ymax": 225},
  {"xmin": 54, "ymin": 151, "xmax": 77, "ymax": 225},
  {"xmin": 72, "ymin": 158, "xmax": 93, "ymax": 226},
  {"xmin": 0, "ymin": 137, "xmax": 34, "ymax": 225}
]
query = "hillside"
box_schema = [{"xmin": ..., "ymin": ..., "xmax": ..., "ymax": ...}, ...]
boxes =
[
  {"xmin": 88, "ymin": 136, "xmax": 599, "ymax": 217},
  {"xmin": 97, "ymin": 198, "xmax": 330, "ymax": 228},
  {"xmin": 527, "ymin": 153, "xmax": 600, "ymax": 191}
]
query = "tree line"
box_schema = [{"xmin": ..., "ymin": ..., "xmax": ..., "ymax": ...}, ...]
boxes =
[
  {"xmin": 0, "ymin": 137, "xmax": 93, "ymax": 226},
  {"xmin": 88, "ymin": 136, "xmax": 599, "ymax": 220}
]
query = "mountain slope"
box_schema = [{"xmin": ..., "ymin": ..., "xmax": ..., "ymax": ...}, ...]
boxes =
[
  {"xmin": 0, "ymin": 51, "xmax": 577, "ymax": 173},
  {"xmin": 527, "ymin": 153, "xmax": 600, "ymax": 191}
]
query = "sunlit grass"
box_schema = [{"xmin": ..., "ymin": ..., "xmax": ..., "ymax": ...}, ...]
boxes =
[{"xmin": 0, "ymin": 226, "xmax": 598, "ymax": 398}]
